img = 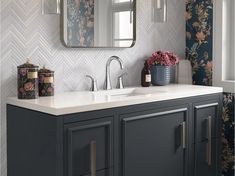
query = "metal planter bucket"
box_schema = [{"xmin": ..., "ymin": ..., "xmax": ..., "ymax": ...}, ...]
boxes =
[{"xmin": 151, "ymin": 65, "xmax": 171, "ymax": 86}]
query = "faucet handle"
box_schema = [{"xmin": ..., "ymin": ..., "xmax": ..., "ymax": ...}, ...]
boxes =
[
  {"xmin": 118, "ymin": 72, "xmax": 128, "ymax": 79},
  {"xmin": 117, "ymin": 72, "xmax": 128, "ymax": 89},
  {"xmin": 86, "ymin": 75, "xmax": 98, "ymax": 92}
]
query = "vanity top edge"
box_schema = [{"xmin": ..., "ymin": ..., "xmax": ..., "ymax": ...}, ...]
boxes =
[{"xmin": 7, "ymin": 84, "xmax": 223, "ymax": 116}]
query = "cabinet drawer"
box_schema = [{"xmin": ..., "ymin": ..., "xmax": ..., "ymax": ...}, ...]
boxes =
[
  {"xmin": 64, "ymin": 117, "xmax": 114, "ymax": 176},
  {"xmin": 194, "ymin": 102, "xmax": 219, "ymax": 142}
]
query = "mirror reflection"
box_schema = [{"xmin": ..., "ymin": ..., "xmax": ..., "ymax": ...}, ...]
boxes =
[{"xmin": 62, "ymin": 0, "xmax": 136, "ymax": 48}]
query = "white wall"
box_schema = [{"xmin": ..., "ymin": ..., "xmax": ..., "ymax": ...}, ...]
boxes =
[{"xmin": 0, "ymin": 0, "xmax": 185, "ymax": 175}]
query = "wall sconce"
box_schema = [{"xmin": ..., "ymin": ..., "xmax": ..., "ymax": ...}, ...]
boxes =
[
  {"xmin": 152, "ymin": 0, "xmax": 167, "ymax": 23},
  {"xmin": 42, "ymin": 0, "xmax": 60, "ymax": 14}
]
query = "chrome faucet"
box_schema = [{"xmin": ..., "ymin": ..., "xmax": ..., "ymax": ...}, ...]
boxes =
[{"xmin": 104, "ymin": 56, "xmax": 124, "ymax": 90}]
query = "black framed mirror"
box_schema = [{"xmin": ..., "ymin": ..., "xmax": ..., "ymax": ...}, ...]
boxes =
[{"xmin": 61, "ymin": 0, "xmax": 136, "ymax": 48}]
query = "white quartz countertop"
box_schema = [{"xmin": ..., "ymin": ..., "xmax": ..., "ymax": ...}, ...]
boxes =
[{"xmin": 7, "ymin": 84, "xmax": 223, "ymax": 116}]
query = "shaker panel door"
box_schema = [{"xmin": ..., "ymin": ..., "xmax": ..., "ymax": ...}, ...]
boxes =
[
  {"xmin": 121, "ymin": 108, "xmax": 189, "ymax": 176},
  {"xmin": 194, "ymin": 102, "xmax": 219, "ymax": 142},
  {"xmin": 195, "ymin": 139, "xmax": 219, "ymax": 176},
  {"xmin": 64, "ymin": 117, "xmax": 114, "ymax": 176}
]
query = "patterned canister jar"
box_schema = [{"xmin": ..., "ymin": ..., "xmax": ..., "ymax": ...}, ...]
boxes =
[
  {"xmin": 38, "ymin": 67, "xmax": 54, "ymax": 97},
  {"xmin": 17, "ymin": 60, "xmax": 39, "ymax": 99}
]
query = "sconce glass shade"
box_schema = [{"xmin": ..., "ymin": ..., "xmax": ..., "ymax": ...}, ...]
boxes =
[
  {"xmin": 152, "ymin": 0, "xmax": 167, "ymax": 23},
  {"xmin": 42, "ymin": 0, "xmax": 60, "ymax": 14}
]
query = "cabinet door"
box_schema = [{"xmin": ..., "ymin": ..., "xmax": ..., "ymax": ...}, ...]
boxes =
[
  {"xmin": 194, "ymin": 102, "xmax": 219, "ymax": 143},
  {"xmin": 64, "ymin": 117, "xmax": 114, "ymax": 176},
  {"xmin": 121, "ymin": 107, "xmax": 189, "ymax": 176},
  {"xmin": 195, "ymin": 139, "xmax": 219, "ymax": 176},
  {"xmin": 194, "ymin": 101, "xmax": 221, "ymax": 176}
]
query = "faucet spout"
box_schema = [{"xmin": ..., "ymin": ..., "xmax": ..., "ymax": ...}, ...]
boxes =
[{"xmin": 105, "ymin": 56, "xmax": 124, "ymax": 90}]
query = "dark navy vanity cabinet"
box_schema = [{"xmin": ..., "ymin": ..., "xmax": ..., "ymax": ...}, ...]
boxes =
[{"xmin": 7, "ymin": 93, "xmax": 222, "ymax": 176}]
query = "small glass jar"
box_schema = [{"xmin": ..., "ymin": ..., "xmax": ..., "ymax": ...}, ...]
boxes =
[
  {"xmin": 38, "ymin": 67, "xmax": 54, "ymax": 97},
  {"xmin": 17, "ymin": 60, "xmax": 39, "ymax": 99}
]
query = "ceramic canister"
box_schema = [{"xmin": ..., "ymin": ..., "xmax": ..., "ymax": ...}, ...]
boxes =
[
  {"xmin": 38, "ymin": 67, "xmax": 54, "ymax": 97},
  {"xmin": 17, "ymin": 60, "xmax": 39, "ymax": 99}
]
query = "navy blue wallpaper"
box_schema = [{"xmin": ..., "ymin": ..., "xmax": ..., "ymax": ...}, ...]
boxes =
[
  {"xmin": 186, "ymin": 0, "xmax": 213, "ymax": 86},
  {"xmin": 222, "ymin": 93, "xmax": 234, "ymax": 176},
  {"xmin": 186, "ymin": 1, "xmax": 234, "ymax": 176}
]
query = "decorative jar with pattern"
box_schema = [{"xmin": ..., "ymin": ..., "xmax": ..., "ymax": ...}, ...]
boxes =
[
  {"xmin": 38, "ymin": 67, "xmax": 54, "ymax": 97},
  {"xmin": 17, "ymin": 60, "xmax": 39, "ymax": 99}
]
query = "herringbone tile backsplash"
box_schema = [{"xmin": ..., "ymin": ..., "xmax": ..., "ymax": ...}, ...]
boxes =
[{"xmin": 0, "ymin": 0, "xmax": 185, "ymax": 175}]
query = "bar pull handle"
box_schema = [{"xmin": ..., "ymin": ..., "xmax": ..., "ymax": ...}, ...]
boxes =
[
  {"xmin": 206, "ymin": 116, "xmax": 212, "ymax": 166},
  {"xmin": 181, "ymin": 121, "xmax": 186, "ymax": 149},
  {"xmin": 90, "ymin": 140, "xmax": 96, "ymax": 176}
]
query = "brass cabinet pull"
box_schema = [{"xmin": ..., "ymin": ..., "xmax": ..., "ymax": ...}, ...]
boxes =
[
  {"xmin": 90, "ymin": 140, "xmax": 97, "ymax": 176},
  {"xmin": 181, "ymin": 121, "xmax": 186, "ymax": 149},
  {"xmin": 206, "ymin": 116, "xmax": 212, "ymax": 166}
]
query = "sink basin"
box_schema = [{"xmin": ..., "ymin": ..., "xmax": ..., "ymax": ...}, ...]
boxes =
[
  {"xmin": 133, "ymin": 87, "xmax": 167, "ymax": 95},
  {"xmin": 93, "ymin": 88, "xmax": 137, "ymax": 97},
  {"xmin": 92, "ymin": 87, "xmax": 166, "ymax": 99}
]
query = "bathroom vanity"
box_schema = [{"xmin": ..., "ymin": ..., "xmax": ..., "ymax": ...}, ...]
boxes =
[{"xmin": 7, "ymin": 84, "xmax": 223, "ymax": 176}]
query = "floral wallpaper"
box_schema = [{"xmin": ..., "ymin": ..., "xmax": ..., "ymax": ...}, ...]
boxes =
[
  {"xmin": 186, "ymin": 1, "xmax": 234, "ymax": 176},
  {"xmin": 67, "ymin": 0, "xmax": 94, "ymax": 47},
  {"xmin": 222, "ymin": 93, "xmax": 234, "ymax": 176},
  {"xmin": 186, "ymin": 0, "xmax": 213, "ymax": 86}
]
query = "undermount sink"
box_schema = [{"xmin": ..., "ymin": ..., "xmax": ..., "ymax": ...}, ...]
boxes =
[{"xmin": 92, "ymin": 87, "xmax": 166, "ymax": 98}]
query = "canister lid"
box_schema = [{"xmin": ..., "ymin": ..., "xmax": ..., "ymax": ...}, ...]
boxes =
[
  {"xmin": 17, "ymin": 59, "xmax": 39, "ymax": 69},
  {"xmin": 39, "ymin": 66, "xmax": 54, "ymax": 73}
]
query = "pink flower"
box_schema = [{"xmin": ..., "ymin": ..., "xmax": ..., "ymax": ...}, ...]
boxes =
[
  {"xmin": 39, "ymin": 75, "xmax": 44, "ymax": 83},
  {"xmin": 41, "ymin": 89, "xmax": 46, "ymax": 94},
  {"xmin": 147, "ymin": 57, "xmax": 155, "ymax": 66},
  {"xmin": 24, "ymin": 82, "xmax": 34, "ymax": 91},
  {"xmin": 19, "ymin": 69, "xmax": 27, "ymax": 76},
  {"xmin": 47, "ymin": 87, "xmax": 53, "ymax": 93},
  {"xmin": 19, "ymin": 87, "xmax": 25, "ymax": 93},
  {"xmin": 147, "ymin": 50, "xmax": 180, "ymax": 66}
]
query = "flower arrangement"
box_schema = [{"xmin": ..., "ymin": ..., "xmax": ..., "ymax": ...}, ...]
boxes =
[{"xmin": 147, "ymin": 51, "xmax": 180, "ymax": 66}]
